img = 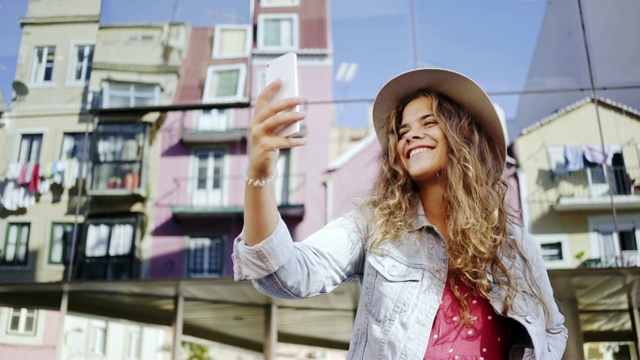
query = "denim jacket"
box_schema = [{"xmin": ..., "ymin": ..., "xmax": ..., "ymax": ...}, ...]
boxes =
[{"xmin": 233, "ymin": 208, "xmax": 568, "ymax": 359}]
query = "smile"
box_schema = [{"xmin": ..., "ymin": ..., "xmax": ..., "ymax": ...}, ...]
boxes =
[{"xmin": 408, "ymin": 147, "xmax": 433, "ymax": 158}]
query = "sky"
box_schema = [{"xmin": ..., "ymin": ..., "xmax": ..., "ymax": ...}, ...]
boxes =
[{"xmin": 0, "ymin": 0, "xmax": 548, "ymax": 129}]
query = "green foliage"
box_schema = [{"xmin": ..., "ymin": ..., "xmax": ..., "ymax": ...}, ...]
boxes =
[{"xmin": 182, "ymin": 341, "xmax": 209, "ymax": 360}]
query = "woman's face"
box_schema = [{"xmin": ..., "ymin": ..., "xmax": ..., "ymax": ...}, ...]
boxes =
[{"xmin": 396, "ymin": 96, "xmax": 449, "ymax": 184}]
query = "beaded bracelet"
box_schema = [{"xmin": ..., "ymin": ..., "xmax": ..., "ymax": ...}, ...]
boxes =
[{"xmin": 242, "ymin": 160, "xmax": 278, "ymax": 187}]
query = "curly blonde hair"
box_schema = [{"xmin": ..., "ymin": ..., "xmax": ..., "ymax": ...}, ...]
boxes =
[{"xmin": 360, "ymin": 89, "xmax": 554, "ymax": 327}]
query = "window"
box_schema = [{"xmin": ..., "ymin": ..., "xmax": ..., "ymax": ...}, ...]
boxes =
[
  {"xmin": 212, "ymin": 25, "xmax": 251, "ymax": 58},
  {"xmin": 188, "ymin": 237, "xmax": 224, "ymax": 277},
  {"xmin": 89, "ymin": 321, "xmax": 107, "ymax": 355},
  {"xmin": 541, "ymin": 242, "xmax": 563, "ymax": 261},
  {"xmin": 260, "ymin": 0, "xmax": 299, "ymax": 6},
  {"xmin": 535, "ymin": 234, "xmax": 570, "ymax": 268},
  {"xmin": 50, "ymin": 223, "xmax": 77, "ymax": 264},
  {"xmin": 126, "ymin": 326, "xmax": 141, "ymax": 360},
  {"xmin": 2, "ymin": 223, "xmax": 30, "ymax": 266},
  {"xmin": 17, "ymin": 134, "xmax": 43, "ymax": 163},
  {"xmin": 61, "ymin": 133, "xmax": 92, "ymax": 161},
  {"xmin": 275, "ymin": 149, "xmax": 291, "ymax": 205},
  {"xmin": 92, "ymin": 123, "xmax": 146, "ymax": 192},
  {"xmin": 85, "ymin": 223, "xmax": 134, "ymax": 257},
  {"xmin": 30, "ymin": 46, "xmax": 56, "ymax": 83},
  {"xmin": 202, "ymin": 64, "xmax": 247, "ymax": 103},
  {"xmin": 620, "ymin": 229, "xmax": 638, "ymax": 251},
  {"xmin": 590, "ymin": 214, "xmax": 640, "ymax": 268},
  {"xmin": 257, "ymin": 14, "xmax": 299, "ymax": 50},
  {"xmin": 78, "ymin": 217, "xmax": 138, "ymax": 280},
  {"xmin": 195, "ymin": 109, "xmax": 234, "ymax": 131},
  {"xmin": 7, "ymin": 308, "xmax": 37, "ymax": 335},
  {"xmin": 192, "ymin": 149, "xmax": 227, "ymax": 206},
  {"xmin": 102, "ymin": 82, "xmax": 159, "ymax": 108},
  {"xmin": 72, "ymin": 44, "xmax": 94, "ymax": 82}
]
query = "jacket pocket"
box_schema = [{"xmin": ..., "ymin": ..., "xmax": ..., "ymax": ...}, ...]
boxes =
[{"xmin": 363, "ymin": 253, "xmax": 423, "ymax": 323}]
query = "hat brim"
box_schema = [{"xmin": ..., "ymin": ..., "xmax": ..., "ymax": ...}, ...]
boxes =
[{"xmin": 372, "ymin": 68, "xmax": 506, "ymax": 165}]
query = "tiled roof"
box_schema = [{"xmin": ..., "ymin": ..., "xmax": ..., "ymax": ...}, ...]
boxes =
[{"xmin": 520, "ymin": 96, "xmax": 640, "ymax": 135}]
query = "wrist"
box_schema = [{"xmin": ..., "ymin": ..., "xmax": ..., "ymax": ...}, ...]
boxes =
[{"xmin": 242, "ymin": 160, "xmax": 278, "ymax": 187}]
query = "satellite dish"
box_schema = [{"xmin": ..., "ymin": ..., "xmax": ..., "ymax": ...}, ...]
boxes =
[{"xmin": 12, "ymin": 80, "xmax": 29, "ymax": 98}]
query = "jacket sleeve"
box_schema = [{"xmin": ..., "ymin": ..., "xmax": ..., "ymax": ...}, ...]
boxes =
[
  {"xmin": 511, "ymin": 224, "xmax": 569, "ymax": 359},
  {"xmin": 232, "ymin": 210, "xmax": 367, "ymax": 299}
]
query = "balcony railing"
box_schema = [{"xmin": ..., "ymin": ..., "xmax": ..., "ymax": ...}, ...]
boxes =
[
  {"xmin": 179, "ymin": 109, "xmax": 251, "ymax": 144},
  {"xmin": 527, "ymin": 166, "xmax": 640, "ymax": 213},
  {"xmin": 580, "ymin": 251, "xmax": 640, "ymax": 268},
  {"xmin": 168, "ymin": 173, "xmax": 306, "ymax": 219},
  {"xmin": 555, "ymin": 166, "xmax": 639, "ymax": 197}
]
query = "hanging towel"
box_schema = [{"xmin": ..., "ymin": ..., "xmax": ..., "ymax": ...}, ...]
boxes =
[
  {"xmin": 29, "ymin": 163, "xmax": 40, "ymax": 193},
  {"xmin": 564, "ymin": 146, "xmax": 584, "ymax": 171},
  {"xmin": 17, "ymin": 163, "xmax": 28, "ymax": 185},
  {"xmin": 583, "ymin": 144, "xmax": 613, "ymax": 165}
]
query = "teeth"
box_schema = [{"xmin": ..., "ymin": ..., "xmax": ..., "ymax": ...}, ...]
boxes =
[{"xmin": 409, "ymin": 147, "xmax": 430, "ymax": 158}]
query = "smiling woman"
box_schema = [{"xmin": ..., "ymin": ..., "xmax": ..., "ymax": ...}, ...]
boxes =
[{"xmin": 233, "ymin": 67, "xmax": 568, "ymax": 359}]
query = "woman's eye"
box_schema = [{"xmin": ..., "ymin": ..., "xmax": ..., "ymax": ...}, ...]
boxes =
[{"xmin": 424, "ymin": 120, "xmax": 436, "ymax": 127}]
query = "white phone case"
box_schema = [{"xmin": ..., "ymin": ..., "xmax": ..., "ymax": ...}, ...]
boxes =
[{"xmin": 265, "ymin": 52, "xmax": 300, "ymax": 137}]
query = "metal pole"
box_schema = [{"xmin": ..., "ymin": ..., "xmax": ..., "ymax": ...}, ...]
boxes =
[
  {"xmin": 264, "ymin": 303, "xmax": 277, "ymax": 360},
  {"xmin": 55, "ymin": 288, "xmax": 69, "ymax": 360},
  {"xmin": 629, "ymin": 280, "xmax": 640, "ymax": 359},
  {"xmin": 576, "ymin": 0, "xmax": 621, "ymax": 248},
  {"xmin": 171, "ymin": 294, "xmax": 184, "ymax": 360}
]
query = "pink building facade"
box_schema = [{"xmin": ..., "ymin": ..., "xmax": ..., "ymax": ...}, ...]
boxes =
[{"xmin": 149, "ymin": 0, "xmax": 334, "ymax": 279}]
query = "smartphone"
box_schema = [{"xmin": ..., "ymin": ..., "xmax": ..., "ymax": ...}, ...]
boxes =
[{"xmin": 265, "ymin": 52, "xmax": 300, "ymax": 137}]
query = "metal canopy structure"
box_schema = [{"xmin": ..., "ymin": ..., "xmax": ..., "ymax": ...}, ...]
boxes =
[
  {"xmin": 0, "ymin": 278, "xmax": 360, "ymax": 354},
  {"xmin": 1, "ymin": 267, "xmax": 640, "ymax": 357}
]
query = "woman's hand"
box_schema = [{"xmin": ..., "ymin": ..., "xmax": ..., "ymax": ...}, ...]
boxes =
[{"xmin": 246, "ymin": 79, "xmax": 307, "ymax": 179}]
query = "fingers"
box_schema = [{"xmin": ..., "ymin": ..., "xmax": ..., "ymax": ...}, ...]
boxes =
[{"xmin": 250, "ymin": 79, "xmax": 306, "ymax": 139}]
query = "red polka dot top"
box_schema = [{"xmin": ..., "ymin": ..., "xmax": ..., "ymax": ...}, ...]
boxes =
[{"xmin": 424, "ymin": 278, "xmax": 516, "ymax": 360}]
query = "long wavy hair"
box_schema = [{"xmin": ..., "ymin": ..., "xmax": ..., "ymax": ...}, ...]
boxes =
[{"xmin": 360, "ymin": 89, "xmax": 554, "ymax": 327}]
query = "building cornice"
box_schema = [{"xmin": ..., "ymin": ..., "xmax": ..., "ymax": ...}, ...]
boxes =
[
  {"xmin": 19, "ymin": 15, "xmax": 100, "ymax": 26},
  {"xmin": 93, "ymin": 62, "xmax": 182, "ymax": 75}
]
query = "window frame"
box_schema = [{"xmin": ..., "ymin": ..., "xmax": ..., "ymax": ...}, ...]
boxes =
[
  {"xmin": 101, "ymin": 81, "xmax": 160, "ymax": 108},
  {"xmin": 534, "ymin": 234, "xmax": 571, "ymax": 268},
  {"xmin": 17, "ymin": 133, "xmax": 43, "ymax": 164},
  {"xmin": 2, "ymin": 223, "xmax": 31, "ymax": 267},
  {"xmin": 257, "ymin": 13, "xmax": 299, "ymax": 51},
  {"xmin": 89, "ymin": 320, "xmax": 107, "ymax": 355},
  {"xmin": 187, "ymin": 236, "xmax": 225, "ymax": 278},
  {"xmin": 6, "ymin": 308, "xmax": 38, "ymax": 336},
  {"xmin": 90, "ymin": 123, "xmax": 148, "ymax": 193},
  {"xmin": 212, "ymin": 25, "xmax": 252, "ymax": 59},
  {"xmin": 190, "ymin": 148, "xmax": 229, "ymax": 207},
  {"xmin": 68, "ymin": 43, "xmax": 95, "ymax": 85},
  {"xmin": 589, "ymin": 214, "xmax": 640, "ymax": 266},
  {"xmin": 202, "ymin": 64, "xmax": 247, "ymax": 103},
  {"xmin": 49, "ymin": 222, "xmax": 77, "ymax": 265},
  {"xmin": 260, "ymin": 0, "xmax": 300, "ymax": 7},
  {"xmin": 30, "ymin": 45, "xmax": 56, "ymax": 85},
  {"xmin": 60, "ymin": 132, "xmax": 93, "ymax": 161}
]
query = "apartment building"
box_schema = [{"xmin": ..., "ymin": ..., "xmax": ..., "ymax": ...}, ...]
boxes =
[
  {"xmin": 0, "ymin": 0, "xmax": 186, "ymax": 358},
  {"xmin": 514, "ymin": 97, "xmax": 640, "ymax": 358},
  {"xmin": 0, "ymin": 0, "xmax": 345, "ymax": 358},
  {"xmin": 151, "ymin": 0, "xmax": 333, "ymax": 280}
]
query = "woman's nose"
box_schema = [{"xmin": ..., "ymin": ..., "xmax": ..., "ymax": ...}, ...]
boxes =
[{"xmin": 406, "ymin": 130, "xmax": 424, "ymax": 142}]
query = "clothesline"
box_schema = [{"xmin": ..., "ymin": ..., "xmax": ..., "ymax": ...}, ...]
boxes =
[{"xmin": 1, "ymin": 158, "xmax": 91, "ymax": 211}]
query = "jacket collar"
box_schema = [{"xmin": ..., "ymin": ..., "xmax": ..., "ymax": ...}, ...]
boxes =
[{"xmin": 410, "ymin": 203, "xmax": 434, "ymax": 231}]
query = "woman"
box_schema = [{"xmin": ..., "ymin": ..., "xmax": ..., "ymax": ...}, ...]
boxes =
[{"xmin": 233, "ymin": 68, "xmax": 568, "ymax": 359}]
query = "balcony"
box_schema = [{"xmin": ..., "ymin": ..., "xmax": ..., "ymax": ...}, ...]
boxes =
[
  {"xmin": 580, "ymin": 251, "xmax": 640, "ymax": 268},
  {"xmin": 180, "ymin": 109, "xmax": 247, "ymax": 144},
  {"xmin": 553, "ymin": 166, "xmax": 640, "ymax": 211},
  {"xmin": 170, "ymin": 173, "xmax": 306, "ymax": 221}
]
